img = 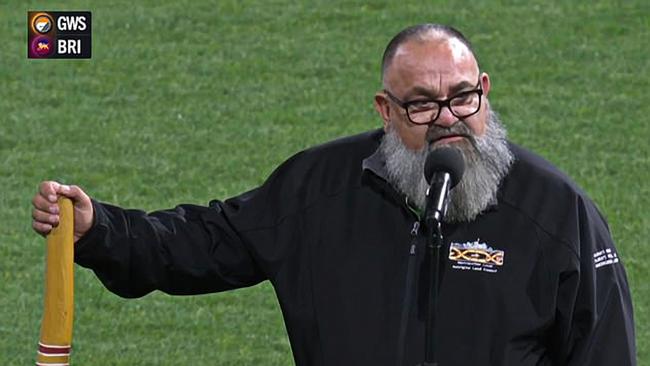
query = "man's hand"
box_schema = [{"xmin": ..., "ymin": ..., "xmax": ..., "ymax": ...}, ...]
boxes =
[{"xmin": 32, "ymin": 181, "xmax": 94, "ymax": 243}]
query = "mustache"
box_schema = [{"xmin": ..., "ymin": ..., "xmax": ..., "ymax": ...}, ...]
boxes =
[{"xmin": 425, "ymin": 121, "xmax": 479, "ymax": 152}]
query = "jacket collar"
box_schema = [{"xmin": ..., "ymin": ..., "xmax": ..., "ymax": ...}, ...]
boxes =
[
  {"xmin": 361, "ymin": 145, "xmax": 389, "ymax": 181},
  {"xmin": 361, "ymin": 137, "xmax": 423, "ymax": 217}
]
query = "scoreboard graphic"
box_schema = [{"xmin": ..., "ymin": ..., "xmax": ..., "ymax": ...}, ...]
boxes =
[{"xmin": 28, "ymin": 11, "xmax": 92, "ymax": 59}]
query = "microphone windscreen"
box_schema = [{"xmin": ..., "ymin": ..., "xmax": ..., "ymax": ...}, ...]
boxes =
[{"xmin": 424, "ymin": 148, "xmax": 465, "ymax": 187}]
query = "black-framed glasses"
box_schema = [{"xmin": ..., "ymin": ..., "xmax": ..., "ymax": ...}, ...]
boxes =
[{"xmin": 384, "ymin": 80, "xmax": 483, "ymax": 125}]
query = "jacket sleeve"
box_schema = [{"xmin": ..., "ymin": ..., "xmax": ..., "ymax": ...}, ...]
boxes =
[
  {"xmin": 74, "ymin": 196, "xmax": 267, "ymax": 298},
  {"xmin": 555, "ymin": 197, "xmax": 636, "ymax": 365}
]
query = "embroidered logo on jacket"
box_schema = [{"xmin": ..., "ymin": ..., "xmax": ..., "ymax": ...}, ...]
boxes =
[{"xmin": 449, "ymin": 239, "xmax": 504, "ymax": 273}]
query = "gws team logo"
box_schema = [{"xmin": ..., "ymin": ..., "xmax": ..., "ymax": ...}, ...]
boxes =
[
  {"xmin": 449, "ymin": 239, "xmax": 504, "ymax": 273},
  {"xmin": 31, "ymin": 36, "xmax": 55, "ymax": 57},
  {"xmin": 32, "ymin": 13, "xmax": 54, "ymax": 34}
]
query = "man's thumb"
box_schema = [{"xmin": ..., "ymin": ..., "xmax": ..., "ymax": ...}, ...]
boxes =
[{"xmin": 58, "ymin": 185, "xmax": 90, "ymax": 206}]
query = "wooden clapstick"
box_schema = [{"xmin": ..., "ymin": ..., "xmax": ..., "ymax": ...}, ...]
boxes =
[{"xmin": 36, "ymin": 198, "xmax": 74, "ymax": 366}]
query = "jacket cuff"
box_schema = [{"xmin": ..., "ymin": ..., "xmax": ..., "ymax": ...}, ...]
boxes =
[{"xmin": 73, "ymin": 199, "xmax": 107, "ymax": 263}]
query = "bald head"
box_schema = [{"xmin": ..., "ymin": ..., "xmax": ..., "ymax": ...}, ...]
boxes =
[{"xmin": 381, "ymin": 24, "xmax": 479, "ymax": 86}]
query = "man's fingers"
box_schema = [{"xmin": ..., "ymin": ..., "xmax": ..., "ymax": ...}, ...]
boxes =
[
  {"xmin": 32, "ymin": 220, "xmax": 53, "ymax": 236},
  {"xmin": 32, "ymin": 194, "xmax": 59, "ymax": 214},
  {"xmin": 32, "ymin": 208, "xmax": 59, "ymax": 226}
]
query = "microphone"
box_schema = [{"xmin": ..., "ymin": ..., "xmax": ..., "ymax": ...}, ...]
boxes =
[{"xmin": 423, "ymin": 148, "xmax": 465, "ymax": 224}]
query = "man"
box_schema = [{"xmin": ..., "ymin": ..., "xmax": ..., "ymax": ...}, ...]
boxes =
[{"xmin": 32, "ymin": 24, "xmax": 636, "ymax": 365}]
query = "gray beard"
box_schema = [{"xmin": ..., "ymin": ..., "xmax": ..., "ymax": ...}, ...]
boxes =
[{"xmin": 379, "ymin": 109, "xmax": 514, "ymax": 223}]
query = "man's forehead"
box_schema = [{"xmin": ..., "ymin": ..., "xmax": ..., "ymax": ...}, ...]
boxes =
[
  {"xmin": 386, "ymin": 36, "xmax": 478, "ymax": 93},
  {"xmin": 392, "ymin": 36, "xmax": 476, "ymax": 71}
]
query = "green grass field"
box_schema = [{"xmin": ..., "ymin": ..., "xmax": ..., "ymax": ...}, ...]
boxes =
[{"xmin": 1, "ymin": 0, "xmax": 648, "ymax": 364}]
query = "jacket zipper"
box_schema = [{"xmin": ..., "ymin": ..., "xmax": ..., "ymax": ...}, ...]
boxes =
[{"xmin": 396, "ymin": 220, "xmax": 419, "ymax": 366}]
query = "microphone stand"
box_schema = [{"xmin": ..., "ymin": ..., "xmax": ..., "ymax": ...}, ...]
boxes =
[
  {"xmin": 418, "ymin": 173, "xmax": 451, "ymax": 366},
  {"xmin": 419, "ymin": 217, "xmax": 443, "ymax": 366}
]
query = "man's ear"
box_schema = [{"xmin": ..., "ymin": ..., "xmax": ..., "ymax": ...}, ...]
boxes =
[
  {"xmin": 374, "ymin": 92, "xmax": 391, "ymax": 131},
  {"xmin": 481, "ymin": 72, "xmax": 491, "ymax": 97}
]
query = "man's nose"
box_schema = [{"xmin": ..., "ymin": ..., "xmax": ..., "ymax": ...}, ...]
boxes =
[{"xmin": 434, "ymin": 106, "xmax": 458, "ymax": 127}]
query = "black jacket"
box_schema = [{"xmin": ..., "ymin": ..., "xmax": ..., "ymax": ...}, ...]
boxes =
[{"xmin": 75, "ymin": 129, "xmax": 636, "ymax": 365}]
